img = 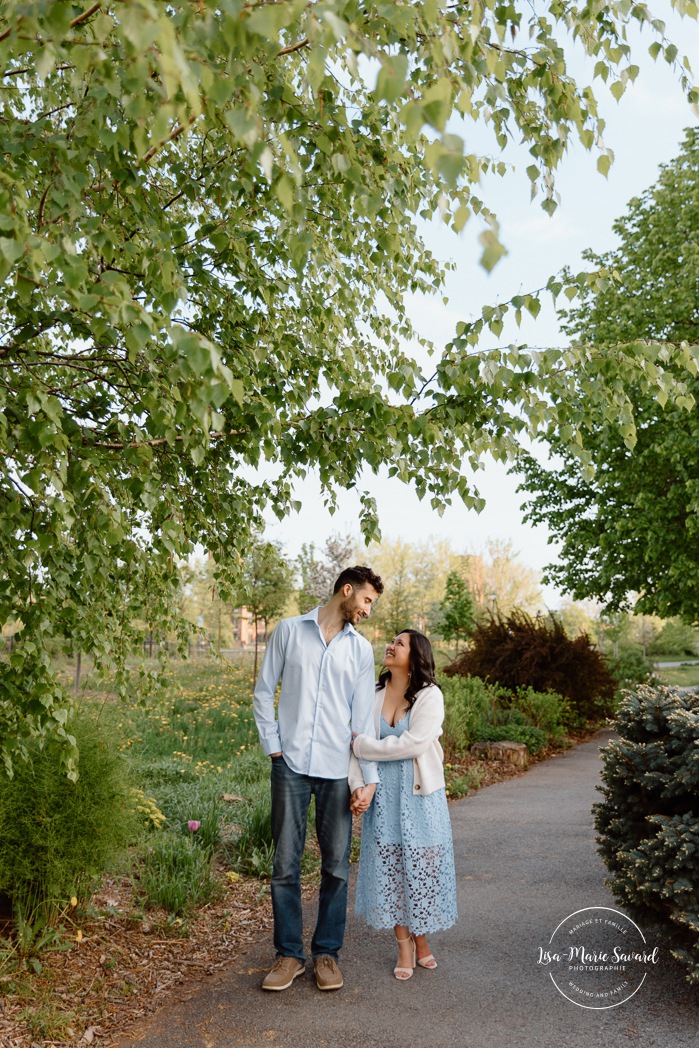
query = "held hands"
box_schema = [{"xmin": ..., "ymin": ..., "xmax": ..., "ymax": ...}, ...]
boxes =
[
  {"xmin": 350, "ymin": 782, "xmax": 376, "ymax": 815},
  {"xmin": 350, "ymin": 731, "xmax": 374, "ymax": 813}
]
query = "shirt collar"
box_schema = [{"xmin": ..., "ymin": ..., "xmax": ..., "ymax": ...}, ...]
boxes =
[{"xmin": 302, "ymin": 606, "xmax": 358, "ymax": 636}]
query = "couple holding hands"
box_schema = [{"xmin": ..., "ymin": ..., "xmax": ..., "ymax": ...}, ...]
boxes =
[{"xmin": 252, "ymin": 565, "xmax": 457, "ymax": 992}]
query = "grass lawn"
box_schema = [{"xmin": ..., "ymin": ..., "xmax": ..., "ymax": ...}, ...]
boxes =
[{"xmin": 655, "ymin": 662, "xmax": 699, "ymax": 688}]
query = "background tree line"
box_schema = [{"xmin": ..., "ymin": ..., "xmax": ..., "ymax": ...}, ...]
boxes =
[{"xmin": 175, "ymin": 532, "xmax": 699, "ymax": 664}]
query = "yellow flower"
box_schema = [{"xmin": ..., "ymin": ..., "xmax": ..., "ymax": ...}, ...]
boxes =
[
  {"xmin": 70, "ymin": 896, "xmax": 78, "ymax": 907},
  {"xmin": 226, "ymin": 871, "xmax": 241, "ymax": 883},
  {"xmin": 76, "ymin": 929, "xmax": 83, "ymax": 942}
]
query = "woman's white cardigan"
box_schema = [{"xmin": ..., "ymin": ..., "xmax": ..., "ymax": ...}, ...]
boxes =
[{"xmin": 349, "ymin": 683, "xmax": 446, "ymax": 797}]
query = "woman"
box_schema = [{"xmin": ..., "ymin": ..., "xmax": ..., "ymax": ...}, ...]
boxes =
[{"xmin": 350, "ymin": 629, "xmax": 457, "ymax": 979}]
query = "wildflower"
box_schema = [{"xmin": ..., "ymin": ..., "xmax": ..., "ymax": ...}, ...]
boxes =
[
  {"xmin": 188, "ymin": 820, "xmax": 201, "ymax": 832},
  {"xmin": 226, "ymin": 871, "xmax": 241, "ymax": 883},
  {"xmin": 70, "ymin": 896, "xmax": 78, "ymax": 907},
  {"xmin": 76, "ymin": 929, "xmax": 83, "ymax": 942}
]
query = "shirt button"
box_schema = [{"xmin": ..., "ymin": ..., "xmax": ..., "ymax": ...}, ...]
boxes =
[{"xmin": 415, "ymin": 784, "xmax": 421, "ymax": 791}]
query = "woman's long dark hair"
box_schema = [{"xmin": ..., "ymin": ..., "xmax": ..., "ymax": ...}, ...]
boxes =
[{"xmin": 377, "ymin": 628, "xmax": 438, "ymax": 707}]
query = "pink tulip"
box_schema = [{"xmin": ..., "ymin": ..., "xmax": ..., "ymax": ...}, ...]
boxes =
[{"xmin": 187, "ymin": 820, "xmax": 200, "ymax": 832}]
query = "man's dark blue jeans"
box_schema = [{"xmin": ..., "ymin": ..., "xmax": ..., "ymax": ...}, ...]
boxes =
[{"xmin": 270, "ymin": 755, "xmax": 352, "ymax": 962}]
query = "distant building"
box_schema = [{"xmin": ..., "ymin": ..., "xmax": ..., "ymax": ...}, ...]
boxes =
[{"xmin": 232, "ymin": 608, "xmax": 267, "ymax": 647}]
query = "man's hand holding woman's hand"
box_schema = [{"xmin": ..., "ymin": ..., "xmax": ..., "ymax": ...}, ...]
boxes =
[{"xmin": 350, "ymin": 783, "xmax": 376, "ymax": 815}]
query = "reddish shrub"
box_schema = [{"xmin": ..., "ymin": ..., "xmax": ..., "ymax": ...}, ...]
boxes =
[{"xmin": 444, "ymin": 610, "xmax": 616, "ymax": 721}]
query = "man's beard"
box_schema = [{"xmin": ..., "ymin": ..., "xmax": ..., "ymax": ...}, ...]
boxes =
[{"xmin": 339, "ymin": 596, "xmax": 358, "ymax": 623}]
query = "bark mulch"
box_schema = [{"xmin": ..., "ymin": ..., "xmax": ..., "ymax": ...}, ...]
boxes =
[{"xmin": 0, "ymin": 871, "xmax": 273, "ymax": 1048}]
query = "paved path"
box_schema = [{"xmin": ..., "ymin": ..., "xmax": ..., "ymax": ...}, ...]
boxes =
[{"xmin": 119, "ymin": 732, "xmax": 698, "ymax": 1047}]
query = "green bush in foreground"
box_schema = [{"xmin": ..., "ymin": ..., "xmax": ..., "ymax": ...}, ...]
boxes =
[
  {"xmin": 0, "ymin": 711, "xmax": 139, "ymax": 922},
  {"xmin": 594, "ymin": 684, "xmax": 699, "ymax": 984}
]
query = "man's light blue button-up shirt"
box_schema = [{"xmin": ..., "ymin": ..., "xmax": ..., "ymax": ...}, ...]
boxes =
[{"xmin": 253, "ymin": 608, "xmax": 379, "ymax": 785}]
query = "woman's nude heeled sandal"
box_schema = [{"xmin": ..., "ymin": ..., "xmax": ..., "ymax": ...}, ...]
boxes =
[
  {"xmin": 394, "ymin": 936, "xmax": 416, "ymax": 980},
  {"xmin": 411, "ymin": 935, "xmax": 438, "ymax": 969}
]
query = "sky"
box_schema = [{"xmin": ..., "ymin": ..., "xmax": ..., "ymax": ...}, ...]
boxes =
[{"xmin": 263, "ymin": 8, "xmax": 699, "ymax": 606}]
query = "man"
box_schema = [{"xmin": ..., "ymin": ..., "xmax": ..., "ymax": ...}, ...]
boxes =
[{"xmin": 252, "ymin": 565, "xmax": 384, "ymax": 992}]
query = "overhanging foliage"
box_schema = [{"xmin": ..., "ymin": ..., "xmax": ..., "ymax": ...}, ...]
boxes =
[{"xmin": 1, "ymin": 0, "xmax": 698, "ymax": 773}]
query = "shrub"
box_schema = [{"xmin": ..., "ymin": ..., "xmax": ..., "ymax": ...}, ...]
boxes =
[
  {"xmin": 507, "ymin": 686, "xmax": 569, "ymax": 741},
  {"xmin": 445, "ymin": 610, "xmax": 616, "ymax": 721},
  {"xmin": 445, "ymin": 765, "xmax": 485, "ymax": 799},
  {"xmin": 137, "ymin": 832, "xmax": 217, "ymax": 914},
  {"xmin": 441, "ymin": 676, "xmax": 569, "ymax": 757},
  {"xmin": 609, "ymin": 648, "xmax": 655, "ymax": 687},
  {"xmin": 440, "ymin": 675, "xmax": 504, "ymax": 759},
  {"xmin": 594, "ymin": 684, "xmax": 699, "ymax": 984},
  {"xmin": 0, "ymin": 711, "xmax": 139, "ymax": 922},
  {"xmin": 473, "ymin": 722, "xmax": 548, "ymax": 755}
]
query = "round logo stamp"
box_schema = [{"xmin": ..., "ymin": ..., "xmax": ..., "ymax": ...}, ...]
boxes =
[{"xmin": 537, "ymin": 906, "xmax": 660, "ymax": 1009}]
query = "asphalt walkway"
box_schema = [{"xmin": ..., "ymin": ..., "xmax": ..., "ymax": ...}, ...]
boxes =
[{"xmin": 118, "ymin": 731, "xmax": 699, "ymax": 1047}]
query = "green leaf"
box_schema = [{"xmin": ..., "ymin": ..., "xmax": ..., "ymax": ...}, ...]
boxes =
[
  {"xmin": 375, "ymin": 54, "xmax": 409, "ymax": 103},
  {"xmin": 275, "ymin": 174, "xmax": 294, "ymax": 211},
  {"xmin": 421, "ymin": 79, "xmax": 453, "ymax": 132},
  {"xmin": 479, "ymin": 230, "xmax": 507, "ymax": 272}
]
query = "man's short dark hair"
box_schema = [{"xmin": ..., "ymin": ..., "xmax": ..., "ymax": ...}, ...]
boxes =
[{"xmin": 333, "ymin": 565, "xmax": 384, "ymax": 596}]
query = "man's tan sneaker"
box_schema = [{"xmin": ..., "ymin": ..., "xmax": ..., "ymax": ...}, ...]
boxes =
[
  {"xmin": 313, "ymin": 955, "xmax": 343, "ymax": 990},
  {"xmin": 261, "ymin": 956, "xmax": 305, "ymax": 991}
]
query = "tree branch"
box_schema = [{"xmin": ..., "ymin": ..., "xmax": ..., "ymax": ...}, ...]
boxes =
[
  {"xmin": 277, "ymin": 38, "xmax": 309, "ymax": 57},
  {"xmin": 70, "ymin": 3, "xmax": 102, "ymax": 29},
  {"xmin": 86, "ymin": 429, "xmax": 246, "ymax": 450},
  {"xmin": 0, "ymin": 16, "xmax": 21, "ymax": 45},
  {"xmin": 3, "ymin": 63, "xmax": 73, "ymax": 78},
  {"xmin": 140, "ymin": 113, "xmax": 199, "ymax": 166},
  {"xmin": 36, "ymin": 179, "xmax": 52, "ymax": 230}
]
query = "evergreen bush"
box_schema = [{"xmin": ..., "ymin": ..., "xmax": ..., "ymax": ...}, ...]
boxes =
[
  {"xmin": 0, "ymin": 711, "xmax": 139, "ymax": 922},
  {"xmin": 594, "ymin": 684, "xmax": 699, "ymax": 983},
  {"xmin": 445, "ymin": 610, "xmax": 617, "ymax": 721}
]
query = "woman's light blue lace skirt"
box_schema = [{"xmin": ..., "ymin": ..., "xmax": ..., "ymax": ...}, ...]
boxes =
[{"xmin": 355, "ymin": 714, "xmax": 458, "ymax": 934}]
